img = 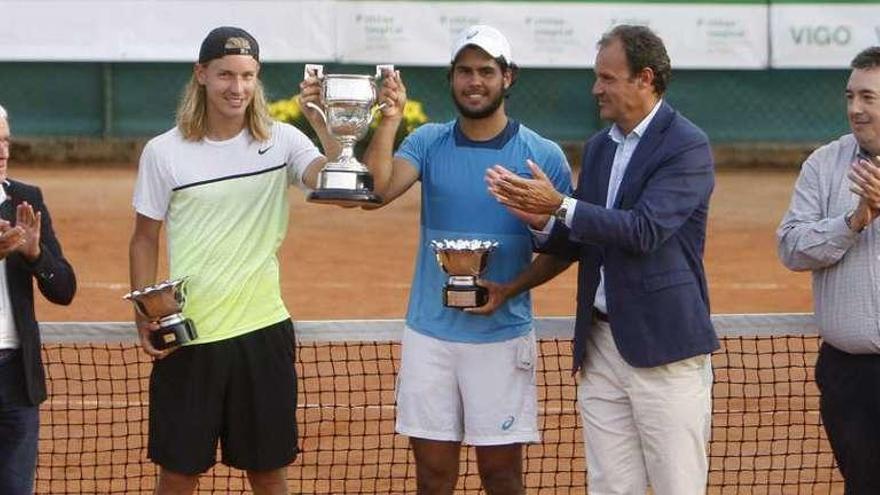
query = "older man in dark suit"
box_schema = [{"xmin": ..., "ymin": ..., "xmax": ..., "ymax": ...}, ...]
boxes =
[
  {"xmin": 484, "ymin": 25, "xmax": 717, "ymax": 494},
  {"xmin": 0, "ymin": 103, "xmax": 76, "ymax": 494}
]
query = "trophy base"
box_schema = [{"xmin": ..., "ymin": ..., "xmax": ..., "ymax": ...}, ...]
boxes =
[
  {"xmin": 308, "ymin": 189, "xmax": 383, "ymax": 207},
  {"xmin": 443, "ymin": 286, "xmax": 489, "ymax": 309},
  {"xmin": 150, "ymin": 316, "xmax": 197, "ymax": 351},
  {"xmin": 308, "ymin": 167, "xmax": 383, "ymax": 207}
]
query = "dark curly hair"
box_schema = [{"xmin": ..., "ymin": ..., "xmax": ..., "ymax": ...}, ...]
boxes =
[{"xmin": 598, "ymin": 25, "xmax": 671, "ymax": 96}]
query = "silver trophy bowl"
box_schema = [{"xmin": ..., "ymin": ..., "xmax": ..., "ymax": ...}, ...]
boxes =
[
  {"xmin": 304, "ymin": 64, "xmax": 393, "ymax": 207},
  {"xmin": 124, "ymin": 277, "xmax": 197, "ymax": 350},
  {"xmin": 430, "ymin": 239, "xmax": 500, "ymax": 308}
]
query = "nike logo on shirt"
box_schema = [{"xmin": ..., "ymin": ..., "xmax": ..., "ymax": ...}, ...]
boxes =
[{"xmin": 258, "ymin": 145, "xmax": 274, "ymax": 155}]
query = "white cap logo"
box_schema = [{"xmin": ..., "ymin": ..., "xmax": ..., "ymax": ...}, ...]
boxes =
[{"xmin": 450, "ymin": 25, "xmax": 513, "ymax": 65}]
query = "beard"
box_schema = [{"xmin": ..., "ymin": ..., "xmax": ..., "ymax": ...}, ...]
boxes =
[{"xmin": 452, "ymin": 88, "xmax": 505, "ymax": 119}]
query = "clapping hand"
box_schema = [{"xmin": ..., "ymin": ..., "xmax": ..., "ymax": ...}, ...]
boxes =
[
  {"xmin": 848, "ymin": 156, "xmax": 880, "ymax": 231},
  {"xmin": 16, "ymin": 201, "xmax": 41, "ymax": 261},
  {"xmin": 486, "ymin": 160, "xmax": 563, "ymax": 215},
  {"xmin": 0, "ymin": 220, "xmax": 25, "ymax": 260}
]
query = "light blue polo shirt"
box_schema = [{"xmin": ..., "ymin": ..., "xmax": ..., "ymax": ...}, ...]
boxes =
[{"xmin": 395, "ymin": 119, "xmax": 572, "ymax": 343}]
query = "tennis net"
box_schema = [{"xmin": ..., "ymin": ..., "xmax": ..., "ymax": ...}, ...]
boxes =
[{"xmin": 35, "ymin": 314, "xmax": 841, "ymax": 494}]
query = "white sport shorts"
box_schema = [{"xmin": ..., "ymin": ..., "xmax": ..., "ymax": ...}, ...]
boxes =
[{"xmin": 395, "ymin": 326, "xmax": 540, "ymax": 446}]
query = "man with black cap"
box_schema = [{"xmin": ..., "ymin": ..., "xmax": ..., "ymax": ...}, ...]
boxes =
[
  {"xmin": 324, "ymin": 25, "xmax": 572, "ymax": 494},
  {"xmin": 129, "ymin": 26, "xmax": 337, "ymax": 494}
]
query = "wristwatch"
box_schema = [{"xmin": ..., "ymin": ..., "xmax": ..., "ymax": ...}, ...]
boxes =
[
  {"xmin": 845, "ymin": 209, "xmax": 865, "ymax": 233},
  {"xmin": 554, "ymin": 197, "xmax": 570, "ymax": 222}
]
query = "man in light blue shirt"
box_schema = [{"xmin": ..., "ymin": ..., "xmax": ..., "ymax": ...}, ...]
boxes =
[{"xmin": 362, "ymin": 25, "xmax": 572, "ymax": 495}]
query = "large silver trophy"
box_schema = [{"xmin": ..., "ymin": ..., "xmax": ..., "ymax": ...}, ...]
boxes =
[
  {"xmin": 124, "ymin": 278, "xmax": 197, "ymax": 351},
  {"xmin": 431, "ymin": 239, "xmax": 500, "ymax": 308},
  {"xmin": 304, "ymin": 64, "xmax": 393, "ymax": 207}
]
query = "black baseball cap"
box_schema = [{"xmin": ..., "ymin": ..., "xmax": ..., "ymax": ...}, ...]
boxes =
[{"xmin": 198, "ymin": 26, "xmax": 259, "ymax": 64}]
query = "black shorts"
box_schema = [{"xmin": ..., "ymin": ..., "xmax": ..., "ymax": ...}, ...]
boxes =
[{"xmin": 148, "ymin": 319, "xmax": 298, "ymax": 475}]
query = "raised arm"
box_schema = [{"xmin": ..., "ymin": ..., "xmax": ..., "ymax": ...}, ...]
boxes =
[
  {"xmin": 777, "ymin": 152, "xmax": 873, "ymax": 271},
  {"xmin": 19, "ymin": 194, "xmax": 75, "ymax": 305},
  {"xmin": 362, "ymin": 70, "xmax": 420, "ymax": 206}
]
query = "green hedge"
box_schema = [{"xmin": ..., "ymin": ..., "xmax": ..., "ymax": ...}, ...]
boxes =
[{"xmin": 0, "ymin": 62, "xmax": 849, "ymax": 143}]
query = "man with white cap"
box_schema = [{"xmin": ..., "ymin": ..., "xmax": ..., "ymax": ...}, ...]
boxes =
[{"xmin": 355, "ymin": 25, "xmax": 573, "ymax": 494}]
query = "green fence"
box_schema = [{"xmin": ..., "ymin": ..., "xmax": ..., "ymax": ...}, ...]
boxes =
[{"xmin": 0, "ymin": 62, "xmax": 850, "ymax": 143}]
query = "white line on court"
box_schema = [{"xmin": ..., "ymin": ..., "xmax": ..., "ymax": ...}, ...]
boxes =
[
  {"xmin": 78, "ymin": 282, "xmax": 129, "ymax": 290},
  {"xmin": 716, "ymin": 283, "xmax": 787, "ymax": 290}
]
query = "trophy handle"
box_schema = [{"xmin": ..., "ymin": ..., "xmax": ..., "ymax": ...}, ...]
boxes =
[
  {"xmin": 304, "ymin": 64, "xmax": 324, "ymax": 81},
  {"xmin": 305, "ymin": 102, "xmax": 328, "ymax": 124},
  {"xmin": 375, "ymin": 64, "xmax": 395, "ymax": 79},
  {"xmin": 369, "ymin": 65, "xmax": 396, "ymax": 126},
  {"xmin": 122, "ymin": 290, "xmax": 146, "ymax": 316},
  {"xmin": 367, "ymin": 102, "xmax": 387, "ymax": 127},
  {"xmin": 303, "ymin": 64, "xmax": 328, "ymax": 125},
  {"xmin": 134, "ymin": 301, "xmax": 149, "ymax": 318},
  {"xmin": 176, "ymin": 277, "xmax": 189, "ymax": 306}
]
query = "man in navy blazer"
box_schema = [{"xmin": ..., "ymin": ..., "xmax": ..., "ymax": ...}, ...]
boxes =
[
  {"xmin": 0, "ymin": 103, "xmax": 76, "ymax": 494},
  {"xmin": 484, "ymin": 25, "xmax": 717, "ymax": 494}
]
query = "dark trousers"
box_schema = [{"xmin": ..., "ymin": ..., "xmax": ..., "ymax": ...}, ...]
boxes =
[
  {"xmin": 815, "ymin": 343, "xmax": 880, "ymax": 495},
  {"xmin": 0, "ymin": 350, "xmax": 39, "ymax": 495}
]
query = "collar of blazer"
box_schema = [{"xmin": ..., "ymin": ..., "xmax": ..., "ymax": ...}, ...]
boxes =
[{"xmin": 607, "ymin": 102, "xmax": 676, "ymax": 209}]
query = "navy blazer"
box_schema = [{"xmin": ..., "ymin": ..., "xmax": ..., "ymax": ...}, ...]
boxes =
[
  {"xmin": 2, "ymin": 180, "xmax": 76, "ymax": 405},
  {"xmin": 540, "ymin": 102, "xmax": 718, "ymax": 370}
]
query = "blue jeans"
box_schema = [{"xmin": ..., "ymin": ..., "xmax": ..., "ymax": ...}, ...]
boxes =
[{"xmin": 0, "ymin": 350, "xmax": 39, "ymax": 495}]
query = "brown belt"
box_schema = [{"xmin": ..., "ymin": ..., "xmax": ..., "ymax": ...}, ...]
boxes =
[{"xmin": 594, "ymin": 309, "xmax": 609, "ymax": 322}]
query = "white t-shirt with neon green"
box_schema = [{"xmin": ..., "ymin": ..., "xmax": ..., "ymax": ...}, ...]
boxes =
[{"xmin": 133, "ymin": 122, "xmax": 322, "ymax": 345}]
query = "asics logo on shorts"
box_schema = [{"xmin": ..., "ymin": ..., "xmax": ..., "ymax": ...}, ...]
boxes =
[{"xmin": 501, "ymin": 416, "xmax": 515, "ymax": 430}]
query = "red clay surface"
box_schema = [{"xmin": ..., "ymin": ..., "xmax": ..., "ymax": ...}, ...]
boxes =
[
  {"xmin": 15, "ymin": 165, "xmax": 809, "ymax": 323},
  {"xmin": 23, "ymin": 164, "xmax": 835, "ymax": 494}
]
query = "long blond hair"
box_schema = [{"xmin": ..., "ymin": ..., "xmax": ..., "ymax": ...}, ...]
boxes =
[{"xmin": 175, "ymin": 66, "xmax": 273, "ymax": 142}]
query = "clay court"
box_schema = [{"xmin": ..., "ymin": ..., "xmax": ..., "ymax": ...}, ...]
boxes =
[
  {"xmin": 18, "ymin": 165, "xmax": 811, "ymax": 322},
  {"xmin": 19, "ymin": 164, "xmax": 837, "ymax": 494}
]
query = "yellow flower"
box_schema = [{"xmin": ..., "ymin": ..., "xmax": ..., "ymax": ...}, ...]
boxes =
[
  {"xmin": 268, "ymin": 92, "xmax": 429, "ymax": 149},
  {"xmin": 268, "ymin": 96, "xmax": 302, "ymax": 123},
  {"xmin": 402, "ymin": 101, "xmax": 429, "ymax": 134},
  {"xmin": 404, "ymin": 101, "xmax": 428, "ymax": 124}
]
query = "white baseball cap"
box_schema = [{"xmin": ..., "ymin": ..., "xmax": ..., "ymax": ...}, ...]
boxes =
[{"xmin": 450, "ymin": 24, "xmax": 513, "ymax": 65}]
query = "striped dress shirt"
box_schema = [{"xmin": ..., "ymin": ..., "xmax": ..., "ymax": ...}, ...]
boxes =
[{"xmin": 778, "ymin": 133, "xmax": 880, "ymax": 354}]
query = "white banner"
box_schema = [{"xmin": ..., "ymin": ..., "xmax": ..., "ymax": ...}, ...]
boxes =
[
  {"xmin": 335, "ymin": 2, "xmax": 768, "ymax": 69},
  {"xmin": 0, "ymin": 0, "xmax": 767, "ymax": 68},
  {"xmin": 771, "ymin": 4, "xmax": 880, "ymax": 69},
  {"xmin": 0, "ymin": 0, "xmax": 335, "ymax": 62}
]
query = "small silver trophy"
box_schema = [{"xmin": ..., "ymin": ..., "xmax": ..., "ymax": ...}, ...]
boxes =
[
  {"xmin": 303, "ymin": 64, "xmax": 394, "ymax": 207},
  {"xmin": 430, "ymin": 239, "xmax": 500, "ymax": 308},
  {"xmin": 124, "ymin": 278, "xmax": 197, "ymax": 350}
]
